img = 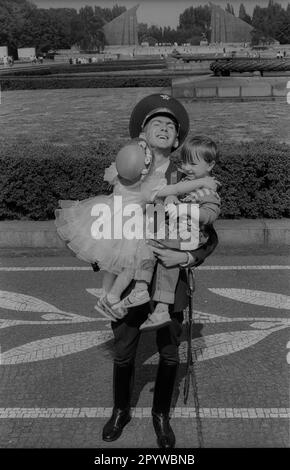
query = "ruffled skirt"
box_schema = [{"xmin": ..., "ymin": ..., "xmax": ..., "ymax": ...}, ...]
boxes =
[{"xmin": 55, "ymin": 195, "xmax": 154, "ymax": 274}]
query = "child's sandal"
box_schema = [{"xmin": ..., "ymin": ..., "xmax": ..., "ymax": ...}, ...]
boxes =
[
  {"xmin": 115, "ymin": 290, "xmax": 150, "ymax": 309},
  {"xmin": 94, "ymin": 297, "xmax": 118, "ymax": 321},
  {"xmin": 139, "ymin": 312, "xmax": 172, "ymax": 332}
]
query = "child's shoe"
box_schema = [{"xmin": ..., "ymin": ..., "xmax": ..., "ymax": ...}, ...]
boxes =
[
  {"xmin": 94, "ymin": 296, "xmax": 127, "ymax": 322},
  {"xmin": 115, "ymin": 289, "xmax": 150, "ymax": 309},
  {"xmin": 139, "ymin": 304, "xmax": 171, "ymax": 331}
]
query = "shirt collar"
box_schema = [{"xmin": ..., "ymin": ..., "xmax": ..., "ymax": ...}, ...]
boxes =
[{"xmin": 154, "ymin": 160, "xmax": 170, "ymax": 174}]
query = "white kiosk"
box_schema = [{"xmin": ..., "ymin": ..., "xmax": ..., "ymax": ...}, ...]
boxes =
[{"xmin": 18, "ymin": 47, "xmax": 36, "ymax": 62}]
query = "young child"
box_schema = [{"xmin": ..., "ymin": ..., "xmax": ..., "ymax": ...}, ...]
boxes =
[
  {"xmin": 139, "ymin": 135, "xmax": 221, "ymax": 330},
  {"xmin": 55, "ymin": 138, "xmax": 218, "ymax": 323}
]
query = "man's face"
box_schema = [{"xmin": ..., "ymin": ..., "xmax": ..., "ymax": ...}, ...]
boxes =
[{"xmin": 142, "ymin": 115, "xmax": 178, "ymax": 151}]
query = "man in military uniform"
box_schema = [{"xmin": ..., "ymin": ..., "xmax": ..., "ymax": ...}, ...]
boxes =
[{"xmin": 100, "ymin": 94, "xmax": 218, "ymax": 448}]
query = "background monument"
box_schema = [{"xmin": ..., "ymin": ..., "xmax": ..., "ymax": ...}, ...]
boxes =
[
  {"xmin": 103, "ymin": 5, "xmax": 139, "ymax": 46},
  {"xmin": 210, "ymin": 4, "xmax": 253, "ymax": 43}
]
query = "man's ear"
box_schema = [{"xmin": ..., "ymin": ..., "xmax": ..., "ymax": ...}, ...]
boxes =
[
  {"xmin": 139, "ymin": 131, "xmax": 146, "ymax": 140},
  {"xmin": 173, "ymin": 138, "xmax": 179, "ymax": 149}
]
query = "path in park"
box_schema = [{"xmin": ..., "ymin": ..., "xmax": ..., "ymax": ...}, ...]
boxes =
[
  {"xmin": 0, "ymin": 252, "xmax": 289, "ymax": 448},
  {"xmin": 1, "ymin": 88, "xmax": 290, "ymax": 145}
]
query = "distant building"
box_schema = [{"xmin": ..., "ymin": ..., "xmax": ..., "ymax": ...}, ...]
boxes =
[
  {"xmin": 18, "ymin": 47, "xmax": 36, "ymax": 59},
  {"xmin": 210, "ymin": 4, "xmax": 253, "ymax": 43},
  {"xmin": 103, "ymin": 5, "xmax": 139, "ymax": 46},
  {"xmin": 0, "ymin": 46, "xmax": 8, "ymax": 58}
]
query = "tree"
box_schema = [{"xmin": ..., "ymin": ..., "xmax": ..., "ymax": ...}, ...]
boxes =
[
  {"xmin": 0, "ymin": 0, "xmax": 37, "ymax": 56},
  {"xmin": 252, "ymin": 1, "xmax": 289, "ymax": 44},
  {"xmin": 250, "ymin": 29, "xmax": 268, "ymax": 45},
  {"xmin": 25, "ymin": 8, "xmax": 80, "ymax": 53},
  {"xmin": 147, "ymin": 25, "xmax": 163, "ymax": 43},
  {"xmin": 0, "ymin": 1, "xmax": 131, "ymax": 55},
  {"xmin": 238, "ymin": 4, "xmax": 252, "ymax": 24},
  {"xmin": 193, "ymin": 5, "xmax": 211, "ymax": 40},
  {"xmin": 178, "ymin": 4, "xmax": 211, "ymax": 42},
  {"xmin": 179, "ymin": 6, "xmax": 196, "ymax": 30},
  {"xmin": 274, "ymin": 14, "xmax": 290, "ymax": 44},
  {"xmin": 225, "ymin": 3, "xmax": 235, "ymax": 16},
  {"xmin": 78, "ymin": 6, "xmax": 105, "ymax": 51},
  {"xmin": 96, "ymin": 4, "xmax": 126, "ymax": 23},
  {"xmin": 137, "ymin": 22, "xmax": 148, "ymax": 43},
  {"xmin": 111, "ymin": 4, "xmax": 126, "ymax": 21}
]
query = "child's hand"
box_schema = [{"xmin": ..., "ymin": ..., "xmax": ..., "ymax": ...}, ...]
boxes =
[
  {"xmin": 164, "ymin": 195, "xmax": 180, "ymax": 207},
  {"xmin": 198, "ymin": 176, "xmax": 220, "ymax": 191},
  {"xmin": 164, "ymin": 196, "xmax": 179, "ymax": 220},
  {"xmin": 166, "ymin": 203, "xmax": 178, "ymax": 220}
]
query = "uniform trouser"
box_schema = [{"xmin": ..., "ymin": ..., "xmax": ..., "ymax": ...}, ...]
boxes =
[
  {"xmin": 152, "ymin": 263, "xmax": 179, "ymax": 305},
  {"xmin": 111, "ymin": 305, "xmax": 183, "ymax": 412}
]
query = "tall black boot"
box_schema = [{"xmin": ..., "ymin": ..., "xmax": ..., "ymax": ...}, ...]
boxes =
[
  {"xmin": 102, "ymin": 362, "xmax": 134, "ymax": 442},
  {"xmin": 152, "ymin": 361, "xmax": 178, "ymax": 448}
]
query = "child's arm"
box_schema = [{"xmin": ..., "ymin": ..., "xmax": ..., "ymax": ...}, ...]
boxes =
[
  {"xmin": 197, "ymin": 189, "xmax": 221, "ymax": 224},
  {"xmin": 199, "ymin": 199, "xmax": 221, "ymax": 224},
  {"xmin": 177, "ymin": 193, "xmax": 221, "ymax": 266},
  {"xmin": 103, "ymin": 162, "xmax": 118, "ymax": 185},
  {"xmin": 189, "ymin": 191, "xmax": 221, "ymax": 224},
  {"xmin": 156, "ymin": 176, "xmax": 218, "ymax": 198}
]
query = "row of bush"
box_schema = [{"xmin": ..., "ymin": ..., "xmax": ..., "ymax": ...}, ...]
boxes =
[
  {"xmin": 0, "ymin": 140, "xmax": 289, "ymax": 220},
  {"xmin": 0, "ymin": 76, "xmax": 171, "ymax": 91},
  {"xmin": 3, "ymin": 62, "xmax": 166, "ymax": 77}
]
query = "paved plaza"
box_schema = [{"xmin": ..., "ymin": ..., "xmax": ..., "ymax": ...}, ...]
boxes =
[{"xmin": 0, "ymin": 252, "xmax": 289, "ymax": 448}]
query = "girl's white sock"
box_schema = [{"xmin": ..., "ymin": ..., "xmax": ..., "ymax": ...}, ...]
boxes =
[
  {"xmin": 99, "ymin": 289, "xmax": 106, "ymax": 300},
  {"xmin": 154, "ymin": 302, "xmax": 169, "ymax": 314},
  {"xmin": 134, "ymin": 281, "xmax": 148, "ymax": 292}
]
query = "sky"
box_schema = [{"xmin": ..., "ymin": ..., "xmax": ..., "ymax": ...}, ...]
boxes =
[{"xmin": 33, "ymin": 1, "xmax": 290, "ymax": 28}]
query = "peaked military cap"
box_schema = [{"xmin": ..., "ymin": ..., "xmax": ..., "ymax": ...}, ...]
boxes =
[{"xmin": 129, "ymin": 93, "xmax": 190, "ymax": 147}]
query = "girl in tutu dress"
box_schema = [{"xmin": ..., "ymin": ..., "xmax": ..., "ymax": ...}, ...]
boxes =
[{"xmin": 55, "ymin": 138, "xmax": 217, "ymax": 325}]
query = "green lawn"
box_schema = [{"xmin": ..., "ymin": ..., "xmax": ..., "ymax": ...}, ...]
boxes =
[{"xmin": 1, "ymin": 87, "xmax": 290, "ymax": 146}]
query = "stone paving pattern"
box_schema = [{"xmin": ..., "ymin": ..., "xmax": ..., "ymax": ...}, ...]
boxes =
[{"xmin": 0, "ymin": 254, "xmax": 289, "ymax": 448}]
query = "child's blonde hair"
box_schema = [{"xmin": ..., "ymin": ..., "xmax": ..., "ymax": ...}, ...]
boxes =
[{"xmin": 181, "ymin": 135, "xmax": 219, "ymax": 165}]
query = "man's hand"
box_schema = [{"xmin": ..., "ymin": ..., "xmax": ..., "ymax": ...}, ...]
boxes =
[{"xmin": 148, "ymin": 243, "xmax": 189, "ymax": 267}]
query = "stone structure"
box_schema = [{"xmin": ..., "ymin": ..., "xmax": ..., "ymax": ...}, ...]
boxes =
[
  {"xmin": 210, "ymin": 4, "xmax": 253, "ymax": 43},
  {"xmin": 0, "ymin": 46, "xmax": 8, "ymax": 58},
  {"xmin": 18, "ymin": 47, "xmax": 36, "ymax": 59},
  {"xmin": 103, "ymin": 5, "xmax": 139, "ymax": 46}
]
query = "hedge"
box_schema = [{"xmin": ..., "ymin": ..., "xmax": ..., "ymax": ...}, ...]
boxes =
[
  {"xmin": 0, "ymin": 140, "xmax": 289, "ymax": 220},
  {"xmin": 2, "ymin": 61, "xmax": 166, "ymax": 77},
  {"xmin": 212, "ymin": 140, "xmax": 290, "ymax": 218},
  {"xmin": 0, "ymin": 76, "xmax": 171, "ymax": 91}
]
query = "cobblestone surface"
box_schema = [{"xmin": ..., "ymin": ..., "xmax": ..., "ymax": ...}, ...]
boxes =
[
  {"xmin": 0, "ymin": 254, "xmax": 289, "ymax": 448},
  {"xmin": 1, "ymin": 88, "xmax": 290, "ymax": 145},
  {"xmin": 0, "ymin": 407, "xmax": 289, "ymax": 419}
]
